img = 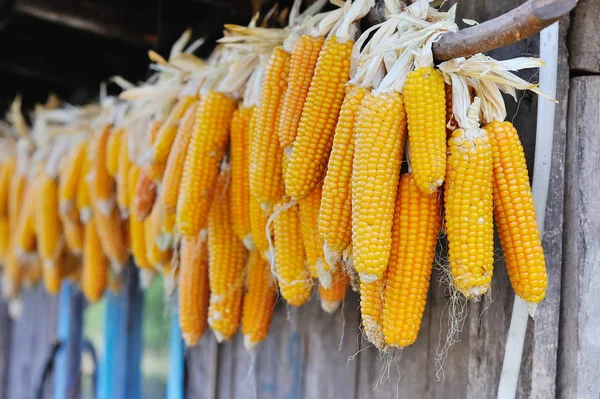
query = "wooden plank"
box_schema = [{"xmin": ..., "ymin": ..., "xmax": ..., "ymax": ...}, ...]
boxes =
[
  {"xmin": 517, "ymin": 15, "xmax": 570, "ymax": 399},
  {"xmin": 559, "ymin": 75, "xmax": 600, "ymax": 398},
  {"xmin": 568, "ymin": 0, "xmax": 600, "ymax": 73},
  {"xmin": 0, "ymin": 299, "xmax": 10, "ymax": 399},
  {"xmin": 184, "ymin": 331, "xmax": 219, "ymax": 399}
]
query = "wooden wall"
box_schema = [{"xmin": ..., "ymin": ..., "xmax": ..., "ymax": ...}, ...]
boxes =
[{"xmin": 185, "ymin": 1, "xmax": 571, "ymax": 398}]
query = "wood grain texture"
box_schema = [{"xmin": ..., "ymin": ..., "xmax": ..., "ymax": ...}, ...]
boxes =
[
  {"xmin": 559, "ymin": 76, "xmax": 600, "ymax": 399},
  {"xmin": 568, "ymin": 0, "xmax": 600, "ymax": 73}
]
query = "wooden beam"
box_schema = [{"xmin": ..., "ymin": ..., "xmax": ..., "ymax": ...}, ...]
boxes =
[
  {"xmin": 568, "ymin": 0, "xmax": 600, "ymax": 73},
  {"xmin": 13, "ymin": 0, "xmax": 155, "ymax": 46}
]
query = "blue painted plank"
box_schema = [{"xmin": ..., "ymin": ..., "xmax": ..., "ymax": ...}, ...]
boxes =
[
  {"xmin": 53, "ymin": 282, "xmax": 85, "ymax": 399},
  {"xmin": 167, "ymin": 307, "xmax": 184, "ymax": 399},
  {"xmin": 98, "ymin": 264, "xmax": 143, "ymax": 399}
]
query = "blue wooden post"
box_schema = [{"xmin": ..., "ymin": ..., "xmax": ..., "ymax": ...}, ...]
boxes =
[
  {"xmin": 98, "ymin": 264, "xmax": 143, "ymax": 399},
  {"xmin": 53, "ymin": 282, "xmax": 85, "ymax": 399},
  {"xmin": 167, "ymin": 307, "xmax": 184, "ymax": 399}
]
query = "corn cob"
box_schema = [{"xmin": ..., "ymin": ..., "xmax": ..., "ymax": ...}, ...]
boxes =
[
  {"xmin": 273, "ymin": 201, "xmax": 312, "ymax": 306},
  {"xmin": 160, "ymin": 101, "xmax": 199, "ymax": 215},
  {"xmin": 207, "ymin": 170, "xmax": 246, "ymax": 342},
  {"xmin": 485, "ymin": 120, "xmax": 547, "ymax": 303},
  {"xmin": 249, "ymin": 194, "xmax": 271, "ymax": 261},
  {"xmin": 445, "ymin": 111, "xmax": 494, "ymax": 298},
  {"xmin": 249, "ymin": 47, "xmax": 290, "ymax": 209},
  {"xmin": 15, "ymin": 183, "xmax": 37, "ymax": 256},
  {"xmin": 130, "ymin": 205, "xmax": 150, "ymax": 269},
  {"xmin": 230, "ymin": 106, "xmax": 255, "ymax": 248},
  {"xmin": 94, "ymin": 208, "xmax": 129, "ymax": 269},
  {"xmin": 278, "ymin": 35, "xmax": 325, "ymax": 150},
  {"xmin": 352, "ymin": 91, "xmax": 407, "ymax": 282},
  {"xmin": 0, "ymin": 157, "xmax": 16, "ymax": 217},
  {"xmin": 319, "ymin": 270, "xmax": 349, "ymax": 313},
  {"xmin": 0, "ymin": 217, "xmax": 9, "ymax": 263},
  {"xmin": 145, "ymin": 203, "xmax": 172, "ymax": 268},
  {"xmin": 62, "ymin": 216, "xmax": 84, "ymax": 256},
  {"xmin": 145, "ymin": 120, "xmax": 168, "ymax": 182},
  {"xmin": 404, "ymin": 66, "xmax": 447, "ymax": 193},
  {"xmin": 133, "ymin": 171, "xmax": 157, "ymax": 221},
  {"xmin": 8, "ymin": 172, "xmax": 28, "ymax": 237},
  {"xmin": 285, "ymin": 36, "xmax": 353, "ymax": 200},
  {"xmin": 106, "ymin": 128, "xmax": 122, "ymax": 178},
  {"xmin": 177, "ymin": 91, "xmax": 236, "ymax": 237},
  {"xmin": 242, "ymin": 250, "xmax": 276, "ymax": 349},
  {"xmin": 42, "ymin": 249, "xmax": 80, "ymax": 295},
  {"xmin": 82, "ymin": 218, "xmax": 108, "ymax": 302},
  {"xmin": 148, "ymin": 96, "xmax": 196, "ymax": 165},
  {"xmin": 23, "ymin": 257, "xmax": 42, "ymax": 287},
  {"xmin": 89, "ymin": 125, "xmax": 116, "ymax": 216},
  {"xmin": 59, "ymin": 140, "xmax": 87, "ymax": 219},
  {"xmin": 179, "ymin": 234, "xmax": 210, "ymax": 346},
  {"xmin": 360, "ymin": 275, "xmax": 387, "ymax": 350},
  {"xmin": 319, "ymin": 85, "xmax": 367, "ymax": 265},
  {"xmin": 77, "ymin": 150, "xmax": 93, "ymax": 223},
  {"xmin": 116, "ymin": 130, "xmax": 131, "ymax": 216},
  {"xmin": 382, "ymin": 174, "xmax": 441, "ymax": 347},
  {"xmin": 35, "ymin": 174, "xmax": 63, "ymax": 267}
]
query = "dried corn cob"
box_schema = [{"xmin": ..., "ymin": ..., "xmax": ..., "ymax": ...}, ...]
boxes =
[
  {"xmin": 116, "ymin": 130, "xmax": 131, "ymax": 216},
  {"xmin": 242, "ymin": 250, "xmax": 276, "ymax": 350},
  {"xmin": 133, "ymin": 171, "xmax": 157, "ymax": 221},
  {"xmin": 148, "ymin": 96, "xmax": 196, "ymax": 165},
  {"xmin": 207, "ymin": 170, "xmax": 246, "ymax": 342},
  {"xmin": 94, "ymin": 208, "xmax": 129, "ymax": 270},
  {"xmin": 249, "ymin": 194, "xmax": 271, "ymax": 261},
  {"xmin": 485, "ymin": 120, "xmax": 547, "ymax": 303},
  {"xmin": 62, "ymin": 216, "xmax": 84, "ymax": 256},
  {"xmin": 145, "ymin": 203, "xmax": 172, "ymax": 268},
  {"xmin": 0, "ymin": 157, "xmax": 16, "ymax": 217},
  {"xmin": 249, "ymin": 47, "xmax": 290, "ymax": 210},
  {"xmin": 360, "ymin": 275, "xmax": 387, "ymax": 350},
  {"xmin": 319, "ymin": 270, "xmax": 349, "ymax": 313},
  {"xmin": 59, "ymin": 140, "xmax": 87, "ymax": 219},
  {"xmin": 0, "ymin": 217, "xmax": 9, "ymax": 263},
  {"xmin": 319, "ymin": 85, "xmax": 367, "ymax": 265},
  {"xmin": 179, "ymin": 234, "xmax": 210, "ymax": 346},
  {"xmin": 177, "ymin": 91, "xmax": 236, "ymax": 237},
  {"xmin": 35, "ymin": 174, "xmax": 63, "ymax": 267},
  {"xmin": 352, "ymin": 91, "xmax": 406, "ymax": 282},
  {"xmin": 106, "ymin": 128, "xmax": 122, "ymax": 178},
  {"xmin": 145, "ymin": 120, "xmax": 167, "ymax": 182},
  {"xmin": 382, "ymin": 174, "xmax": 441, "ymax": 347},
  {"xmin": 82, "ymin": 218, "xmax": 108, "ymax": 302},
  {"xmin": 89, "ymin": 125, "xmax": 116, "ymax": 216}
]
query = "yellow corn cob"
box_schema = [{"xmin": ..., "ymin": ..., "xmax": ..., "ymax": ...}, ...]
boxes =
[
  {"xmin": 59, "ymin": 140, "xmax": 87, "ymax": 219},
  {"xmin": 145, "ymin": 119, "xmax": 167, "ymax": 182},
  {"xmin": 249, "ymin": 194, "xmax": 271, "ymax": 261},
  {"xmin": 319, "ymin": 270, "xmax": 349, "ymax": 313},
  {"xmin": 242, "ymin": 250, "xmax": 276, "ymax": 349},
  {"xmin": 249, "ymin": 47, "xmax": 290, "ymax": 210},
  {"xmin": 0, "ymin": 156, "xmax": 16, "ymax": 217},
  {"xmin": 285, "ymin": 36, "xmax": 353, "ymax": 200},
  {"xmin": 445, "ymin": 122, "xmax": 494, "ymax": 298},
  {"xmin": 298, "ymin": 184, "xmax": 333, "ymax": 287},
  {"xmin": 159, "ymin": 210, "xmax": 176, "ymax": 250},
  {"xmin": 485, "ymin": 121, "xmax": 547, "ymax": 303},
  {"xmin": 382, "ymin": 173, "xmax": 441, "ymax": 347},
  {"xmin": 62, "ymin": 216, "xmax": 84, "ymax": 256},
  {"xmin": 273, "ymin": 201, "xmax": 312, "ymax": 306},
  {"xmin": 42, "ymin": 263, "xmax": 62, "ymax": 295},
  {"xmin": 360, "ymin": 275, "xmax": 387, "ymax": 350},
  {"xmin": 94, "ymin": 208, "xmax": 129, "ymax": 269},
  {"xmin": 77, "ymin": 149, "xmax": 93, "ymax": 223},
  {"xmin": 82, "ymin": 218, "xmax": 108, "ymax": 302},
  {"xmin": 36, "ymin": 174, "xmax": 63, "ymax": 266},
  {"xmin": 319, "ymin": 85, "xmax": 367, "ymax": 264},
  {"xmin": 160, "ymin": 101, "xmax": 199, "ymax": 215},
  {"xmin": 352, "ymin": 91, "xmax": 407, "ymax": 282},
  {"xmin": 106, "ymin": 128, "xmax": 122, "ymax": 178},
  {"xmin": 89, "ymin": 125, "xmax": 116, "ymax": 216},
  {"xmin": 133, "ymin": 171, "xmax": 157, "ymax": 221},
  {"xmin": 130, "ymin": 204, "xmax": 151, "ymax": 269},
  {"xmin": 207, "ymin": 171, "xmax": 246, "ymax": 342},
  {"xmin": 15, "ymin": 183, "xmax": 37, "ymax": 256},
  {"xmin": 278, "ymin": 35, "xmax": 325, "ymax": 149},
  {"xmin": 42, "ymin": 249, "xmax": 80, "ymax": 295},
  {"xmin": 145, "ymin": 203, "xmax": 172, "ymax": 268},
  {"xmin": 116, "ymin": 130, "xmax": 130, "ymax": 215},
  {"xmin": 177, "ymin": 91, "xmax": 236, "ymax": 237},
  {"xmin": 148, "ymin": 96, "xmax": 196, "ymax": 165},
  {"xmin": 230, "ymin": 106, "xmax": 255, "ymax": 248},
  {"xmin": 404, "ymin": 66, "xmax": 447, "ymax": 193},
  {"xmin": 179, "ymin": 234, "xmax": 210, "ymax": 346},
  {"xmin": 9, "ymin": 172, "xmax": 27, "ymax": 236},
  {"xmin": 128, "ymin": 164, "xmax": 141, "ymax": 211},
  {"xmin": 0, "ymin": 217, "xmax": 8, "ymax": 263}
]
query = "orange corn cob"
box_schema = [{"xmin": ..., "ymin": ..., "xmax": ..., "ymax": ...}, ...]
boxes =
[
  {"xmin": 285, "ymin": 36, "xmax": 353, "ymax": 200},
  {"xmin": 177, "ymin": 91, "xmax": 236, "ymax": 237},
  {"xmin": 106, "ymin": 128, "xmax": 122, "ymax": 178},
  {"xmin": 278, "ymin": 35, "xmax": 325, "ymax": 149},
  {"xmin": 179, "ymin": 234, "xmax": 210, "ymax": 346},
  {"xmin": 62, "ymin": 216, "xmax": 84, "ymax": 256},
  {"xmin": 82, "ymin": 218, "xmax": 109, "ymax": 302},
  {"xmin": 382, "ymin": 174, "xmax": 441, "ymax": 347},
  {"xmin": 319, "ymin": 270, "xmax": 349, "ymax": 313},
  {"xmin": 249, "ymin": 47, "xmax": 290, "ymax": 210},
  {"xmin": 36, "ymin": 174, "xmax": 63, "ymax": 266},
  {"xmin": 249, "ymin": 194, "xmax": 271, "ymax": 261},
  {"xmin": 242, "ymin": 250, "xmax": 276, "ymax": 349},
  {"xmin": 0, "ymin": 157, "xmax": 16, "ymax": 217},
  {"xmin": 0, "ymin": 217, "xmax": 9, "ymax": 263},
  {"xmin": 352, "ymin": 91, "xmax": 407, "ymax": 282},
  {"xmin": 230, "ymin": 106, "xmax": 255, "ymax": 248},
  {"xmin": 319, "ymin": 85, "xmax": 367, "ymax": 265},
  {"xmin": 404, "ymin": 66, "xmax": 447, "ymax": 193},
  {"xmin": 94, "ymin": 208, "xmax": 129, "ymax": 269},
  {"xmin": 116, "ymin": 130, "xmax": 130, "ymax": 216},
  {"xmin": 207, "ymin": 170, "xmax": 246, "ymax": 342},
  {"xmin": 273, "ymin": 201, "xmax": 312, "ymax": 306},
  {"xmin": 485, "ymin": 121, "xmax": 547, "ymax": 303},
  {"xmin": 360, "ymin": 275, "xmax": 387, "ymax": 350},
  {"xmin": 133, "ymin": 171, "xmax": 157, "ymax": 221},
  {"xmin": 145, "ymin": 203, "xmax": 172, "ymax": 268},
  {"xmin": 77, "ymin": 150, "xmax": 93, "ymax": 223},
  {"xmin": 160, "ymin": 101, "xmax": 199, "ymax": 215},
  {"xmin": 148, "ymin": 96, "xmax": 196, "ymax": 165},
  {"xmin": 8, "ymin": 172, "xmax": 28, "ymax": 236},
  {"xmin": 89, "ymin": 125, "xmax": 116, "ymax": 216},
  {"xmin": 145, "ymin": 120, "xmax": 167, "ymax": 182},
  {"xmin": 59, "ymin": 140, "xmax": 87, "ymax": 220}
]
